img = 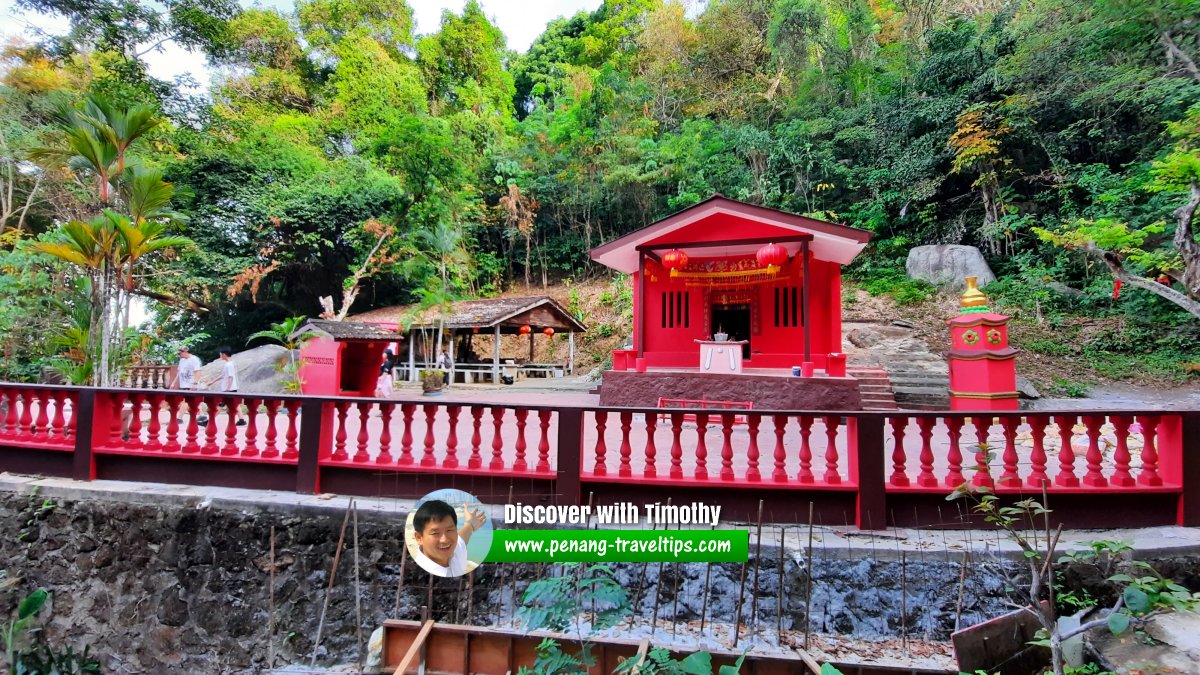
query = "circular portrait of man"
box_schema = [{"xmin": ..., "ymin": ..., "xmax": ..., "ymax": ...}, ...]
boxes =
[{"xmin": 404, "ymin": 489, "xmax": 493, "ymax": 578}]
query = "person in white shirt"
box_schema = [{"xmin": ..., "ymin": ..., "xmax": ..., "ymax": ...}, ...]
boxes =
[
  {"xmin": 216, "ymin": 346, "xmax": 247, "ymax": 426},
  {"xmin": 410, "ymin": 500, "xmax": 487, "ymax": 578},
  {"xmin": 173, "ymin": 347, "xmax": 202, "ymax": 389}
]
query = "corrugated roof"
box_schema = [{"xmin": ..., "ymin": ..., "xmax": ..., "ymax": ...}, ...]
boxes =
[
  {"xmin": 350, "ymin": 296, "xmax": 587, "ymax": 332},
  {"xmin": 295, "ymin": 319, "xmax": 402, "ymax": 341}
]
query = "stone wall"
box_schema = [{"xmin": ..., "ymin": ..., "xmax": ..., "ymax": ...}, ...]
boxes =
[
  {"xmin": 0, "ymin": 486, "xmax": 471, "ymax": 673},
  {"xmin": 7, "ymin": 480, "xmax": 1190, "ymax": 673}
]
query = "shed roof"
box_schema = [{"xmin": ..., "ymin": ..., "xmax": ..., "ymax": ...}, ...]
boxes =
[
  {"xmin": 351, "ymin": 296, "xmax": 587, "ymax": 333},
  {"xmin": 589, "ymin": 194, "xmax": 872, "ymax": 272},
  {"xmin": 294, "ymin": 319, "xmax": 402, "ymax": 342}
]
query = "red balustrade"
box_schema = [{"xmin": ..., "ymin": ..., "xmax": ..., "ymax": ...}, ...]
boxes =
[
  {"xmin": 536, "ymin": 410, "xmax": 550, "ymax": 473},
  {"xmin": 0, "ymin": 387, "xmax": 76, "ymax": 449},
  {"xmin": 0, "ymin": 385, "xmax": 1194, "ymax": 530},
  {"xmin": 468, "ymin": 406, "xmax": 484, "ymax": 469},
  {"xmin": 376, "ymin": 403, "xmax": 394, "ymax": 465},
  {"xmin": 643, "ymin": 413, "xmax": 658, "ymax": 478},
  {"xmin": 592, "ymin": 410, "xmax": 608, "ymax": 476},
  {"xmin": 745, "ymin": 415, "xmax": 761, "ymax": 482},
  {"xmin": 444, "ymin": 405, "xmax": 461, "ymax": 469},
  {"xmin": 797, "ymin": 415, "xmax": 814, "ymax": 483},
  {"xmin": 998, "ymin": 417, "xmax": 1020, "ymax": 487},
  {"xmin": 1137, "ymin": 415, "xmax": 1162, "ymax": 486},
  {"xmin": 889, "ymin": 416, "xmax": 909, "ymax": 487}
]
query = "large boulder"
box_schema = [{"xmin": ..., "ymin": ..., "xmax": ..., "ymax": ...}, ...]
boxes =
[
  {"xmin": 192, "ymin": 345, "xmax": 294, "ymax": 394},
  {"xmin": 905, "ymin": 245, "xmax": 996, "ymax": 289}
]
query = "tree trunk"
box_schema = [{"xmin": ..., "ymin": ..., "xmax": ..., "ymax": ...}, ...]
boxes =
[
  {"xmin": 1084, "ymin": 244, "xmax": 1200, "ymax": 320},
  {"xmin": 1172, "ymin": 182, "xmax": 1200, "ymax": 299}
]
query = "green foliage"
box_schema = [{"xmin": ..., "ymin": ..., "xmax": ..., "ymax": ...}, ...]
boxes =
[
  {"xmin": 516, "ymin": 563, "xmax": 629, "ymax": 633},
  {"xmin": 859, "ymin": 269, "xmax": 935, "ymax": 306},
  {"xmin": 5, "ymin": 0, "xmax": 1200, "ymax": 381},
  {"xmin": 616, "ymin": 649, "xmax": 748, "ymax": 675},
  {"xmin": 3, "ymin": 587, "xmax": 100, "ymax": 675},
  {"xmin": 516, "ymin": 638, "xmax": 590, "ymax": 675},
  {"xmin": 1049, "ymin": 379, "xmax": 1090, "ymax": 399}
]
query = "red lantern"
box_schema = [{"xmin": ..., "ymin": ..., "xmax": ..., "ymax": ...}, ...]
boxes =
[
  {"xmin": 1112, "ymin": 278, "xmax": 1123, "ymax": 300},
  {"xmin": 661, "ymin": 249, "xmax": 689, "ymax": 277},
  {"xmin": 519, "ymin": 324, "xmax": 532, "ymax": 335},
  {"xmin": 643, "ymin": 258, "xmax": 661, "ymax": 282},
  {"xmin": 755, "ymin": 242, "xmax": 789, "ymax": 274},
  {"xmin": 543, "ymin": 327, "xmax": 555, "ymax": 337}
]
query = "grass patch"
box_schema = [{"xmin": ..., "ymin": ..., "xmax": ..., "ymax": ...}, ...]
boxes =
[{"xmin": 858, "ymin": 269, "xmax": 935, "ymax": 306}]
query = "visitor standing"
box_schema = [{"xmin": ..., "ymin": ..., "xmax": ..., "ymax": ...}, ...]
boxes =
[
  {"xmin": 437, "ymin": 348, "xmax": 453, "ymax": 385},
  {"xmin": 376, "ymin": 349, "xmax": 395, "ymax": 398},
  {"xmin": 172, "ymin": 347, "xmax": 202, "ymax": 390},
  {"xmin": 171, "ymin": 346, "xmax": 203, "ymax": 425},
  {"xmin": 216, "ymin": 347, "xmax": 247, "ymax": 426}
]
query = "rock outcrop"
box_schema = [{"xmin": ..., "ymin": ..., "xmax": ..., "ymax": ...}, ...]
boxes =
[{"xmin": 906, "ymin": 245, "xmax": 996, "ymax": 289}]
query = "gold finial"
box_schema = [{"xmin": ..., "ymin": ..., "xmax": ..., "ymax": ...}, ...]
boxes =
[{"xmin": 960, "ymin": 276, "xmax": 990, "ymax": 313}]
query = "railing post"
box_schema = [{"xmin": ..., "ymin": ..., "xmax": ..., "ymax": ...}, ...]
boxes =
[
  {"xmin": 296, "ymin": 399, "xmax": 327, "ymax": 494},
  {"xmin": 72, "ymin": 389, "xmax": 97, "ymax": 481},
  {"xmin": 1160, "ymin": 413, "xmax": 1200, "ymax": 526},
  {"xmin": 853, "ymin": 413, "xmax": 887, "ymax": 530},
  {"xmin": 555, "ymin": 408, "xmax": 583, "ymax": 507}
]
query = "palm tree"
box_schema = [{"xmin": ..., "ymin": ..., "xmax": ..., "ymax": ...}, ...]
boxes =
[
  {"xmin": 31, "ymin": 206, "xmax": 192, "ymax": 386},
  {"xmin": 32, "ymin": 94, "xmax": 159, "ymax": 205},
  {"xmin": 29, "ymin": 95, "xmax": 187, "ymax": 386},
  {"xmin": 247, "ymin": 316, "xmax": 314, "ymax": 393}
]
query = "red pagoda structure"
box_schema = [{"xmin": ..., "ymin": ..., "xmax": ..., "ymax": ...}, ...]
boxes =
[
  {"xmin": 589, "ymin": 195, "xmax": 872, "ymax": 409},
  {"xmin": 947, "ymin": 277, "xmax": 1019, "ymax": 410}
]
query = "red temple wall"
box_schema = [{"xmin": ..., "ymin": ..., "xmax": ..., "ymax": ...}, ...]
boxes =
[{"xmin": 635, "ymin": 254, "xmax": 843, "ymax": 370}]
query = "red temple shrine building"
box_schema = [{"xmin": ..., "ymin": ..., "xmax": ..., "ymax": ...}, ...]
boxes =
[{"xmin": 590, "ymin": 195, "xmax": 874, "ymax": 409}]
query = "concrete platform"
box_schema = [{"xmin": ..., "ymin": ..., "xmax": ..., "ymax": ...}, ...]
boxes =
[
  {"xmin": 598, "ymin": 368, "xmax": 864, "ymax": 410},
  {"xmin": 4, "ymin": 473, "xmax": 1198, "ymax": 563}
]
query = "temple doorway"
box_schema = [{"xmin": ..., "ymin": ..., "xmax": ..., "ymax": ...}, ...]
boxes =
[{"xmin": 711, "ymin": 303, "xmax": 752, "ymax": 359}]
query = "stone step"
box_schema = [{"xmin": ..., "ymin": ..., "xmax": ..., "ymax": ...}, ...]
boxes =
[{"xmin": 897, "ymin": 402, "xmax": 946, "ymax": 411}]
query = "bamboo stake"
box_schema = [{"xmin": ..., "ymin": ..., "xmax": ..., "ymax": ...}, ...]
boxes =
[
  {"xmin": 426, "ymin": 570, "xmax": 434, "ymax": 621},
  {"xmin": 671, "ymin": 532, "xmax": 681, "ymax": 639},
  {"xmin": 268, "ymin": 525, "xmax": 275, "ymax": 671},
  {"xmin": 394, "ymin": 534, "xmax": 409, "ymax": 617},
  {"xmin": 699, "ymin": 526, "xmax": 713, "ymax": 635},
  {"xmin": 804, "ymin": 501, "xmax": 814, "ymax": 650},
  {"xmin": 353, "ymin": 503, "xmax": 364, "ymax": 674},
  {"xmin": 635, "ymin": 498, "xmax": 667, "ymax": 618},
  {"xmin": 505, "ymin": 484, "xmax": 516, "ymax": 626},
  {"xmin": 776, "ymin": 525, "xmax": 785, "ymax": 642},
  {"xmin": 750, "ymin": 500, "xmax": 764, "ymax": 633},
  {"xmin": 466, "ymin": 570, "xmax": 474, "ymax": 625},
  {"xmin": 954, "ymin": 550, "xmax": 969, "ymax": 632},
  {"xmin": 900, "ymin": 551, "xmax": 908, "ymax": 653},
  {"xmin": 732, "ymin": 503, "xmax": 757, "ymax": 648},
  {"xmin": 311, "ymin": 499, "xmax": 354, "ymax": 667}
]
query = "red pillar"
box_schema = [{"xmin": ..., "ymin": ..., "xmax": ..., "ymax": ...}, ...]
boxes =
[{"xmin": 948, "ymin": 277, "xmax": 1019, "ymax": 411}]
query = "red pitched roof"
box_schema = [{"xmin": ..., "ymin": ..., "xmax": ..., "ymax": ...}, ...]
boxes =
[{"xmin": 590, "ymin": 194, "xmax": 871, "ymax": 273}]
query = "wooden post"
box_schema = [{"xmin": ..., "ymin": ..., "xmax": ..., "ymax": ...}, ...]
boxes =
[
  {"xmin": 568, "ymin": 331, "xmax": 575, "ymax": 375},
  {"xmin": 555, "ymin": 408, "xmax": 583, "ymax": 507},
  {"xmin": 449, "ymin": 329, "xmax": 456, "ymax": 385},
  {"xmin": 801, "ymin": 240, "xmax": 811, "ymax": 364},
  {"xmin": 407, "ymin": 331, "xmax": 416, "ymax": 383},
  {"xmin": 528, "ymin": 330, "xmax": 534, "ymax": 363},
  {"xmin": 493, "ymin": 326, "xmax": 501, "ymax": 383},
  {"xmin": 636, "ymin": 251, "xmax": 645, "ymax": 358},
  {"xmin": 1161, "ymin": 412, "xmax": 1200, "ymax": 526},
  {"xmin": 853, "ymin": 414, "xmax": 887, "ymax": 530},
  {"xmin": 1183, "ymin": 412, "xmax": 1200, "ymax": 527},
  {"xmin": 296, "ymin": 398, "xmax": 327, "ymax": 494},
  {"xmin": 72, "ymin": 389, "xmax": 97, "ymax": 481}
]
